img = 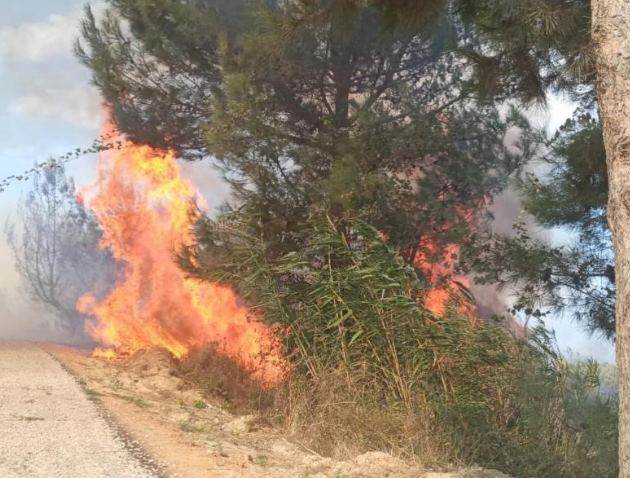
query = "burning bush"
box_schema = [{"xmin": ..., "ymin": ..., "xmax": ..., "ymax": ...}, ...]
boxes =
[
  {"xmin": 76, "ymin": 125, "xmax": 287, "ymax": 386},
  {"xmin": 67, "ymin": 125, "xmax": 616, "ymax": 477},
  {"xmin": 179, "ymin": 210, "xmax": 617, "ymax": 478}
]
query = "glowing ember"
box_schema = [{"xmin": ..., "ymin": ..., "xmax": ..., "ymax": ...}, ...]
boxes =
[
  {"xmin": 93, "ymin": 348, "xmax": 117, "ymax": 360},
  {"xmin": 77, "ymin": 120, "xmax": 286, "ymax": 385}
]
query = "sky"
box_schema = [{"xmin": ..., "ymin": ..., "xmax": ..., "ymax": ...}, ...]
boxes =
[{"xmin": 0, "ymin": 1, "xmax": 616, "ymax": 362}]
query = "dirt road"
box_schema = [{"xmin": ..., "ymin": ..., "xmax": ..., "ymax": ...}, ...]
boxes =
[
  {"xmin": 0, "ymin": 342, "xmax": 157, "ymax": 478},
  {"xmin": 0, "ymin": 341, "xmax": 511, "ymax": 478}
]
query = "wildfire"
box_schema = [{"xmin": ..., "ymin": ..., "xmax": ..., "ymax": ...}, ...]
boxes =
[
  {"xmin": 76, "ymin": 120, "xmax": 286, "ymax": 385},
  {"xmin": 398, "ymin": 162, "xmax": 486, "ymax": 321},
  {"xmin": 92, "ymin": 348, "xmax": 117, "ymax": 360},
  {"xmin": 416, "ymin": 240, "xmax": 477, "ymax": 320}
]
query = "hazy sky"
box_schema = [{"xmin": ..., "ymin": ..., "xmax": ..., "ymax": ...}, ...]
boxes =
[{"xmin": 0, "ymin": 1, "xmax": 615, "ymax": 362}]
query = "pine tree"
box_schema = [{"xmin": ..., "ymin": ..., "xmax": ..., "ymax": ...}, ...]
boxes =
[
  {"xmin": 468, "ymin": 110, "xmax": 615, "ymax": 337},
  {"xmin": 73, "ymin": 3, "xmax": 624, "ymax": 474},
  {"xmin": 76, "ymin": 0, "xmax": 536, "ymax": 288},
  {"xmin": 456, "ymin": 0, "xmax": 629, "ymax": 472},
  {"xmin": 453, "ymin": 1, "xmax": 618, "ymax": 337}
]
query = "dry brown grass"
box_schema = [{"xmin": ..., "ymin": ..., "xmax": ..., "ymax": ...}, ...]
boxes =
[
  {"xmin": 175, "ymin": 345, "xmax": 274, "ymax": 411},
  {"xmin": 275, "ymin": 369, "xmax": 449, "ymax": 464},
  {"xmin": 176, "ymin": 347, "xmax": 449, "ymax": 465}
]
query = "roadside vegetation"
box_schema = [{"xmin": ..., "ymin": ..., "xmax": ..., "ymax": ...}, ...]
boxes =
[
  {"xmin": 73, "ymin": 2, "xmax": 618, "ymax": 473},
  {"xmin": 178, "ymin": 211, "xmax": 618, "ymax": 478},
  {"xmin": 3, "ymin": 1, "xmax": 621, "ymax": 476}
]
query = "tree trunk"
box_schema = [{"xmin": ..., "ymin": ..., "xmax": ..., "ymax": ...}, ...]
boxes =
[{"xmin": 591, "ymin": 1, "xmax": 630, "ymax": 475}]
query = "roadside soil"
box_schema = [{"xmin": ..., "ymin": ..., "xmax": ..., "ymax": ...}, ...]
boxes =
[{"xmin": 46, "ymin": 344, "xmax": 510, "ymax": 478}]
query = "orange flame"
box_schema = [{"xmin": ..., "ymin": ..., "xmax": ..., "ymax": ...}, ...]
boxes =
[
  {"xmin": 398, "ymin": 163, "xmax": 486, "ymax": 321},
  {"xmin": 93, "ymin": 348, "xmax": 117, "ymax": 360},
  {"xmin": 77, "ymin": 120, "xmax": 286, "ymax": 385},
  {"xmin": 416, "ymin": 241, "xmax": 476, "ymax": 320}
]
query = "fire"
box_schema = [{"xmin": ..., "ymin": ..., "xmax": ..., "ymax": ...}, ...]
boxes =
[
  {"xmin": 77, "ymin": 120, "xmax": 286, "ymax": 385},
  {"xmin": 416, "ymin": 241, "xmax": 476, "ymax": 319},
  {"xmin": 92, "ymin": 348, "xmax": 117, "ymax": 360},
  {"xmin": 398, "ymin": 162, "xmax": 486, "ymax": 320},
  {"xmin": 415, "ymin": 231, "xmax": 479, "ymax": 321}
]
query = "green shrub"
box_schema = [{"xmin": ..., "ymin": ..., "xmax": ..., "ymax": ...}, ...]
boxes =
[{"xmin": 179, "ymin": 211, "xmax": 617, "ymax": 477}]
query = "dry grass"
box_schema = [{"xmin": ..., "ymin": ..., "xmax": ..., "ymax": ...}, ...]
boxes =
[
  {"xmin": 175, "ymin": 345, "xmax": 276, "ymax": 411},
  {"xmin": 176, "ymin": 347, "xmax": 449, "ymax": 465},
  {"xmin": 160, "ymin": 336, "xmax": 619, "ymax": 478},
  {"xmin": 275, "ymin": 369, "xmax": 448, "ymax": 464}
]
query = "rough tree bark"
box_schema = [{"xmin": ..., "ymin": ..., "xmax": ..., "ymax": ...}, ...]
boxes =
[{"xmin": 591, "ymin": 0, "xmax": 630, "ymax": 475}]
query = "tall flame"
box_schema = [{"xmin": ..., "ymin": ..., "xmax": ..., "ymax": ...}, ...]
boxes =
[{"xmin": 77, "ymin": 120, "xmax": 285, "ymax": 385}]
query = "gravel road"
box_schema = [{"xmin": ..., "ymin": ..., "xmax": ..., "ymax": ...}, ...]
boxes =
[{"xmin": 0, "ymin": 342, "xmax": 157, "ymax": 478}]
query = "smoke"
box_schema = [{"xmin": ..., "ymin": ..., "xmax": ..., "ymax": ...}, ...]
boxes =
[
  {"xmin": 469, "ymin": 188, "xmax": 521, "ymax": 320},
  {"xmin": 0, "ymin": 286, "xmax": 70, "ymax": 344},
  {"xmin": 180, "ymin": 160, "xmax": 232, "ymax": 214},
  {"xmin": 0, "ymin": 222, "xmax": 77, "ymax": 344},
  {"xmin": 0, "ymin": 168, "xmax": 115, "ymax": 347},
  {"xmin": 469, "ymin": 104, "xmax": 555, "ymax": 322},
  {"xmin": 0, "ymin": 204, "xmax": 35, "ymax": 339}
]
